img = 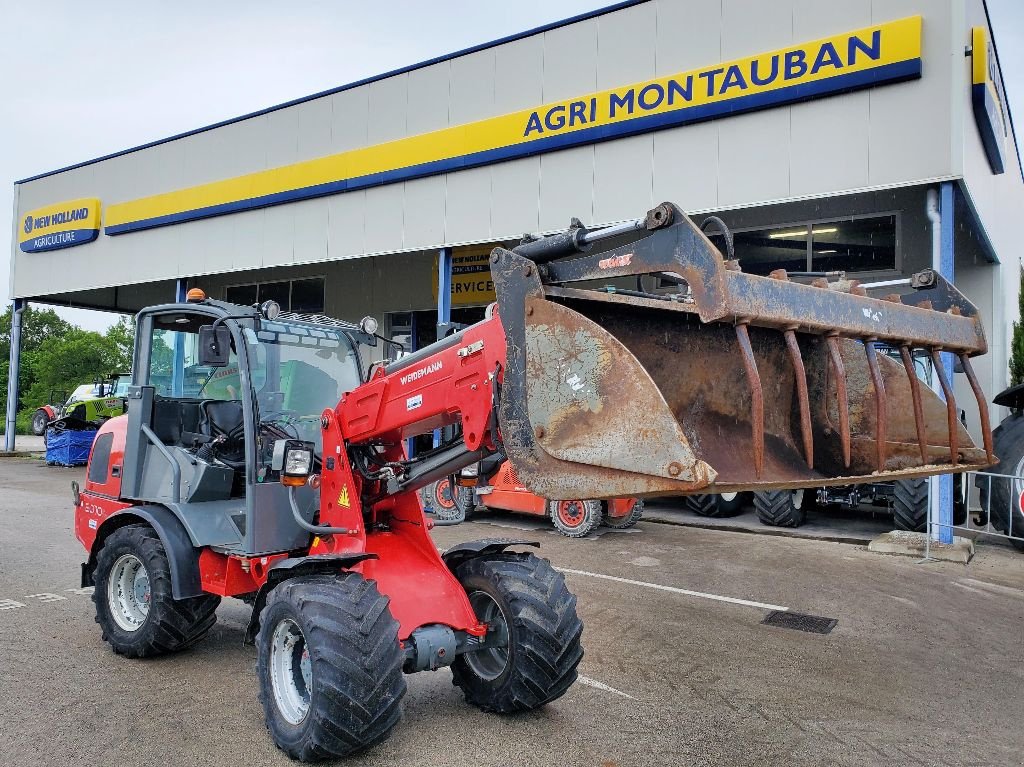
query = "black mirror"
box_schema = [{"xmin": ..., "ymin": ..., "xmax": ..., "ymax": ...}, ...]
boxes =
[{"xmin": 198, "ymin": 325, "xmax": 231, "ymax": 367}]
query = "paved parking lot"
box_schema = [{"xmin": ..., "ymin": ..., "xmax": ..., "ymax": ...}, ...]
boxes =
[{"xmin": 2, "ymin": 458, "xmax": 1023, "ymax": 767}]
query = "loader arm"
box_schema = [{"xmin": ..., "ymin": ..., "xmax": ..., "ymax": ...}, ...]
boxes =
[{"xmin": 336, "ymin": 201, "xmax": 993, "ymax": 505}]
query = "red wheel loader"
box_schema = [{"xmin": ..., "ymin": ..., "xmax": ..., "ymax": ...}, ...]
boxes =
[{"xmin": 73, "ymin": 203, "xmax": 993, "ymax": 760}]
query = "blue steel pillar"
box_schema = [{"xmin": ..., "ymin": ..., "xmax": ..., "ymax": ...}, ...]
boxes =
[
  {"xmin": 171, "ymin": 278, "xmax": 187, "ymax": 397},
  {"xmin": 935, "ymin": 182, "xmax": 956, "ymax": 543},
  {"xmin": 4, "ymin": 299, "xmax": 26, "ymax": 452},
  {"xmin": 433, "ymin": 248, "xmax": 453, "ymax": 448}
]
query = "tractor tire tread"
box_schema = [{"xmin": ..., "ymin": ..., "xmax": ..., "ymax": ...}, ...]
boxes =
[
  {"xmin": 892, "ymin": 477, "xmax": 929, "ymax": 532},
  {"xmin": 753, "ymin": 490, "xmax": 806, "ymax": 528}
]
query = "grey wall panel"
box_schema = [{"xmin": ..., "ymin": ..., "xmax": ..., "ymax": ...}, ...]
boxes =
[
  {"xmin": 291, "ymin": 197, "xmax": 330, "ymax": 265},
  {"xmin": 366, "ymin": 74, "xmax": 409, "ymax": 144},
  {"xmin": 721, "ymin": 0, "xmax": 793, "ymax": 60},
  {"xmin": 654, "ymin": 0, "xmax": 721, "ymax": 76},
  {"xmin": 296, "ymin": 98, "xmax": 334, "ymax": 161},
  {"xmin": 789, "ymin": 93, "xmax": 870, "ymax": 197},
  {"xmin": 263, "ymin": 108, "xmax": 300, "ymax": 170},
  {"xmin": 327, "ymin": 87, "xmax": 369, "ymax": 153},
  {"xmin": 327, "ymin": 191, "xmax": 366, "ymax": 259},
  {"xmin": 403, "ymin": 176, "xmax": 447, "ymax": 246},
  {"xmin": 226, "ymin": 208, "xmax": 266, "ymax": 272},
  {"xmin": 652, "ymin": 123, "xmax": 719, "ymax": 212},
  {"xmin": 179, "ymin": 128, "xmax": 228, "ymax": 188},
  {"xmin": 596, "ymin": 1, "xmax": 656, "ymax": 89},
  {"xmin": 406, "ymin": 64, "xmax": 452, "ymax": 136},
  {"xmin": 538, "ymin": 146, "xmax": 595, "ymax": 230},
  {"xmin": 717, "ymin": 109, "xmax": 791, "ymax": 208},
  {"xmin": 261, "ymin": 205, "xmax": 296, "ymax": 268},
  {"xmin": 791, "ymin": 0, "xmax": 871, "ymax": 39},
  {"xmin": 131, "ymin": 140, "xmax": 186, "ymax": 202},
  {"xmin": 494, "ymin": 35, "xmax": 544, "ymax": 113},
  {"xmin": 363, "ymin": 184, "xmax": 406, "ymax": 254},
  {"xmin": 445, "ymin": 166, "xmax": 492, "ymax": 243},
  {"xmin": 541, "ymin": 18, "xmax": 598, "ymax": 102},
  {"xmin": 449, "ymin": 49, "xmax": 496, "ymax": 125},
  {"xmin": 94, "ymin": 153, "xmax": 138, "ymax": 210},
  {"xmin": 173, "ymin": 216, "xmax": 235, "ymax": 278},
  {"xmin": 593, "ymin": 134, "xmax": 653, "ymax": 223},
  {"xmin": 490, "ymin": 156, "xmax": 541, "ymax": 238}
]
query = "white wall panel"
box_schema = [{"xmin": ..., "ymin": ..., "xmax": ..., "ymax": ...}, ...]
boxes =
[
  {"xmin": 406, "ymin": 64, "xmax": 451, "ymax": 136},
  {"xmin": 596, "ymin": 2, "xmax": 657, "ymax": 89},
  {"xmin": 655, "ymin": 0, "xmax": 720, "ymax": 76},
  {"xmin": 227, "ymin": 208, "xmax": 266, "ymax": 272},
  {"xmin": 261, "ymin": 205, "xmax": 296, "ymax": 267},
  {"xmin": 541, "ymin": 19, "xmax": 598, "ymax": 102},
  {"xmin": 490, "ymin": 156, "xmax": 541, "ymax": 238},
  {"xmin": 789, "ymin": 93, "xmax": 870, "ymax": 197},
  {"xmin": 652, "ymin": 122, "xmax": 719, "ymax": 211},
  {"xmin": 296, "ymin": 98, "xmax": 334, "ymax": 161},
  {"xmin": 328, "ymin": 87, "xmax": 369, "ymax": 153},
  {"xmin": 263, "ymin": 108, "xmax": 300, "ymax": 170},
  {"xmin": 326, "ymin": 191, "xmax": 367, "ymax": 258},
  {"xmin": 291, "ymin": 197, "xmax": 330, "ymax": 264},
  {"xmin": 494, "ymin": 36, "xmax": 544, "ymax": 113},
  {"xmin": 449, "ymin": 50, "xmax": 496, "ymax": 125},
  {"xmin": 791, "ymin": 0, "xmax": 871, "ymax": 39},
  {"xmin": 363, "ymin": 184, "xmax": 405, "ymax": 253},
  {"xmin": 593, "ymin": 134, "xmax": 653, "ymax": 222},
  {"xmin": 721, "ymin": 0, "xmax": 793, "ymax": 60},
  {"xmin": 131, "ymin": 139, "xmax": 186, "ymax": 202},
  {"xmin": 717, "ymin": 109, "xmax": 791, "ymax": 208},
  {"xmin": 403, "ymin": 176, "xmax": 447, "ymax": 246},
  {"xmin": 538, "ymin": 146, "xmax": 594, "ymax": 230},
  {"xmin": 366, "ymin": 74, "xmax": 408, "ymax": 144},
  {"xmin": 445, "ymin": 166, "xmax": 492, "ymax": 243}
]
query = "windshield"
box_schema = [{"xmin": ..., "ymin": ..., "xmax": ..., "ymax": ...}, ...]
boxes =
[{"xmin": 246, "ymin": 319, "xmax": 362, "ymax": 452}]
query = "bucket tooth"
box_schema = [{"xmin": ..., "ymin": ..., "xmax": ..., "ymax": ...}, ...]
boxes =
[
  {"xmin": 959, "ymin": 353, "xmax": 994, "ymax": 463},
  {"xmin": 783, "ymin": 328, "xmax": 813, "ymax": 469},
  {"xmin": 825, "ymin": 333, "xmax": 851, "ymax": 469},
  {"xmin": 930, "ymin": 349, "xmax": 959, "ymax": 466},
  {"xmin": 864, "ymin": 340, "xmax": 888, "ymax": 473},
  {"xmin": 898, "ymin": 345, "xmax": 929, "ymax": 465},
  {"xmin": 735, "ymin": 322, "xmax": 764, "ymax": 478}
]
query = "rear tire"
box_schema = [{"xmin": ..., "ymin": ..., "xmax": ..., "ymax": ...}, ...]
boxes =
[
  {"xmin": 421, "ymin": 477, "xmax": 470, "ymax": 523},
  {"xmin": 683, "ymin": 493, "xmax": 746, "ymax": 518},
  {"xmin": 753, "ymin": 489, "xmax": 808, "ymax": 528},
  {"xmin": 603, "ymin": 500, "xmax": 644, "ymax": 529},
  {"xmin": 31, "ymin": 409, "xmax": 49, "ymax": 436},
  {"xmin": 980, "ymin": 413, "xmax": 1024, "ymax": 551},
  {"xmin": 257, "ymin": 573, "xmax": 407, "ymax": 761},
  {"xmin": 451, "ymin": 553, "xmax": 583, "ymax": 713},
  {"xmin": 92, "ymin": 524, "xmax": 220, "ymax": 658},
  {"xmin": 548, "ymin": 499, "xmax": 603, "ymax": 537},
  {"xmin": 892, "ymin": 478, "xmax": 929, "ymax": 532}
]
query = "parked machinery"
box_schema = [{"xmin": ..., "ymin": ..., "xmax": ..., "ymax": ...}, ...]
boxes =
[{"xmin": 73, "ymin": 203, "xmax": 992, "ymax": 760}]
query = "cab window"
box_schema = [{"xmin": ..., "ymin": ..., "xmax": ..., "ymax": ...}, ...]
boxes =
[{"xmin": 147, "ymin": 320, "xmax": 241, "ymax": 400}]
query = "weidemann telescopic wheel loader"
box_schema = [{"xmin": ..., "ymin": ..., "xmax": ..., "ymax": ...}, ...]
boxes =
[{"xmin": 74, "ymin": 203, "xmax": 993, "ymax": 761}]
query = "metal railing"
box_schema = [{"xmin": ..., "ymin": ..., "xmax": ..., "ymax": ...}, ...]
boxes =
[{"xmin": 923, "ymin": 470, "xmax": 1022, "ymax": 560}]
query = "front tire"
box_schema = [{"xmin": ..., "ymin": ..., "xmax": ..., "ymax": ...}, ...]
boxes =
[
  {"xmin": 980, "ymin": 414, "xmax": 1024, "ymax": 551},
  {"xmin": 892, "ymin": 478, "xmax": 929, "ymax": 532},
  {"xmin": 549, "ymin": 499, "xmax": 603, "ymax": 537},
  {"xmin": 452, "ymin": 553, "xmax": 583, "ymax": 713},
  {"xmin": 257, "ymin": 573, "xmax": 407, "ymax": 761},
  {"xmin": 682, "ymin": 493, "xmax": 746, "ymax": 518},
  {"xmin": 92, "ymin": 524, "xmax": 220, "ymax": 658},
  {"xmin": 31, "ymin": 409, "xmax": 49, "ymax": 436},
  {"xmin": 754, "ymin": 489, "xmax": 809, "ymax": 528}
]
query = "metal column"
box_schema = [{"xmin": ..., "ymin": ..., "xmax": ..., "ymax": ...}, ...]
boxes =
[
  {"xmin": 4, "ymin": 299, "xmax": 26, "ymax": 452},
  {"xmin": 934, "ymin": 182, "xmax": 956, "ymax": 544},
  {"xmin": 433, "ymin": 248, "xmax": 454, "ymax": 448},
  {"xmin": 171, "ymin": 278, "xmax": 187, "ymax": 397}
]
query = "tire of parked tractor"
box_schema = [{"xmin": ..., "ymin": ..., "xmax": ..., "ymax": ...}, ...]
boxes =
[
  {"xmin": 31, "ymin": 409, "xmax": 49, "ymax": 436},
  {"xmin": 451, "ymin": 552, "xmax": 583, "ymax": 713},
  {"xmin": 603, "ymin": 500, "xmax": 644, "ymax": 529},
  {"xmin": 256, "ymin": 573, "xmax": 407, "ymax": 761},
  {"xmin": 682, "ymin": 493, "xmax": 746, "ymax": 518},
  {"xmin": 980, "ymin": 413, "xmax": 1024, "ymax": 551},
  {"xmin": 548, "ymin": 499, "xmax": 604, "ymax": 537},
  {"xmin": 92, "ymin": 523, "xmax": 220, "ymax": 658},
  {"xmin": 421, "ymin": 477, "xmax": 470, "ymax": 523},
  {"xmin": 892, "ymin": 477, "xmax": 929, "ymax": 532},
  {"xmin": 753, "ymin": 489, "xmax": 809, "ymax": 528}
]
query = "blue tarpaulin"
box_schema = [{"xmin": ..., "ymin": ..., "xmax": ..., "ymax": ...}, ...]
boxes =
[{"xmin": 45, "ymin": 428, "xmax": 96, "ymax": 466}]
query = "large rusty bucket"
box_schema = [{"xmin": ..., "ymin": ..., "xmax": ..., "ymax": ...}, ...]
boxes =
[{"xmin": 491, "ymin": 203, "xmax": 994, "ymax": 500}]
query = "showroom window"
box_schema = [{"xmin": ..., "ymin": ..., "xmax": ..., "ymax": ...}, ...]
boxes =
[
  {"xmin": 730, "ymin": 215, "xmax": 898, "ymax": 277},
  {"xmin": 225, "ymin": 277, "xmax": 325, "ymax": 314}
]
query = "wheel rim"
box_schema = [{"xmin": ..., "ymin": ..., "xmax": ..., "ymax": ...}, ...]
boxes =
[
  {"xmin": 434, "ymin": 479, "xmax": 457, "ymax": 510},
  {"xmin": 107, "ymin": 553, "xmax": 150, "ymax": 632},
  {"xmin": 556, "ymin": 500, "xmax": 586, "ymax": 528},
  {"xmin": 465, "ymin": 591, "xmax": 510, "ymax": 681},
  {"xmin": 33, "ymin": 413, "xmax": 46, "ymax": 432},
  {"xmin": 720, "ymin": 492, "xmax": 738, "ymax": 502},
  {"xmin": 1013, "ymin": 456, "xmax": 1024, "ymax": 519},
  {"xmin": 270, "ymin": 618, "xmax": 312, "ymax": 725},
  {"xmin": 791, "ymin": 489, "xmax": 804, "ymax": 510}
]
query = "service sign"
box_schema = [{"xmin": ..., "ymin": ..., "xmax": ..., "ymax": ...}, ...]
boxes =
[
  {"xmin": 971, "ymin": 26, "xmax": 1007, "ymax": 175},
  {"xmin": 19, "ymin": 198, "xmax": 102, "ymax": 253},
  {"xmin": 433, "ymin": 245, "xmax": 496, "ymax": 307}
]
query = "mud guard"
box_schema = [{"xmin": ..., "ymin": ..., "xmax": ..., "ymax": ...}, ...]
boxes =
[
  {"xmin": 243, "ymin": 553, "xmax": 379, "ymax": 645},
  {"xmin": 441, "ymin": 538, "xmax": 539, "ymax": 572},
  {"xmin": 84, "ymin": 505, "xmax": 203, "ymax": 600}
]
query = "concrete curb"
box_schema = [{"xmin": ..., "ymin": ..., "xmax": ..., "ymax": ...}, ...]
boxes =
[
  {"xmin": 867, "ymin": 530, "xmax": 974, "ymax": 563},
  {"xmin": 642, "ymin": 512, "xmax": 875, "ymax": 546}
]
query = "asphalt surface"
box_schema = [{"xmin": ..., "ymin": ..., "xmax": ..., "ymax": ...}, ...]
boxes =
[{"xmin": 2, "ymin": 458, "xmax": 1023, "ymax": 767}]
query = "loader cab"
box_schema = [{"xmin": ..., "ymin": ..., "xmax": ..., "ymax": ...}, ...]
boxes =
[{"xmin": 121, "ymin": 298, "xmax": 368, "ymax": 557}]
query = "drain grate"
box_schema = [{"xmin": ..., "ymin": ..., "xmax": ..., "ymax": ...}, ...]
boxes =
[{"xmin": 761, "ymin": 610, "xmax": 837, "ymax": 634}]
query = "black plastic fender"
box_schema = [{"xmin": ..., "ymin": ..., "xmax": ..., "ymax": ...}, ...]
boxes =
[
  {"xmin": 243, "ymin": 553, "xmax": 379, "ymax": 645},
  {"xmin": 441, "ymin": 538, "xmax": 539, "ymax": 573},
  {"xmin": 84, "ymin": 505, "xmax": 203, "ymax": 600},
  {"xmin": 993, "ymin": 383, "xmax": 1024, "ymax": 410}
]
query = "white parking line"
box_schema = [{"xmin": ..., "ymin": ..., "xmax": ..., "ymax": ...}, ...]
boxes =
[
  {"xmin": 577, "ymin": 675, "xmax": 634, "ymax": 700},
  {"xmin": 557, "ymin": 568, "xmax": 789, "ymax": 612}
]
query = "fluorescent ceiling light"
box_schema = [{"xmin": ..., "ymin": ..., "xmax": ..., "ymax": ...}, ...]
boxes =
[
  {"xmin": 768, "ymin": 226, "xmax": 838, "ymax": 239},
  {"xmin": 817, "ymin": 249, "xmax": 837, "ymax": 254}
]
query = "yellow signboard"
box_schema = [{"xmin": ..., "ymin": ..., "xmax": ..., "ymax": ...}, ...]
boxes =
[
  {"xmin": 100, "ymin": 16, "xmax": 922, "ymax": 236},
  {"xmin": 433, "ymin": 245, "xmax": 496, "ymax": 307}
]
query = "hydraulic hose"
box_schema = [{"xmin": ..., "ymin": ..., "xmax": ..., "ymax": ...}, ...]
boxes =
[{"xmin": 288, "ymin": 486, "xmax": 351, "ymax": 536}]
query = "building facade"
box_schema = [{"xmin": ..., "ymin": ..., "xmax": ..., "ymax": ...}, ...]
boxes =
[{"xmin": 7, "ymin": 0, "xmax": 1022, "ymax": 451}]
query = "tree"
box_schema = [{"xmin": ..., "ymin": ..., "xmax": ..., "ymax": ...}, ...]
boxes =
[{"xmin": 1011, "ymin": 267, "xmax": 1024, "ymax": 388}]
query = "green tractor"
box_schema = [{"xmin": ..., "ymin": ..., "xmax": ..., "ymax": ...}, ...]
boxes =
[{"xmin": 32, "ymin": 373, "xmax": 130, "ymax": 438}]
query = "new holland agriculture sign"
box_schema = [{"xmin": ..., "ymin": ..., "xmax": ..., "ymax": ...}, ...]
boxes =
[
  {"xmin": 971, "ymin": 26, "xmax": 1007, "ymax": 175},
  {"xmin": 99, "ymin": 16, "xmax": 921, "ymax": 236},
  {"xmin": 19, "ymin": 198, "xmax": 102, "ymax": 253}
]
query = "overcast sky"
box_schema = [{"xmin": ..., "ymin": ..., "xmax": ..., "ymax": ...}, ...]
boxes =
[{"xmin": 2, "ymin": 1, "xmax": 1022, "ymax": 331}]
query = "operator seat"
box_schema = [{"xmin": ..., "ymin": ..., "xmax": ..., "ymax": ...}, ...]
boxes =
[{"xmin": 198, "ymin": 400, "xmax": 246, "ymax": 470}]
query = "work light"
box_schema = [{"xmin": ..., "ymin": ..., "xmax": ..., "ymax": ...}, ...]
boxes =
[{"xmin": 272, "ymin": 439, "xmax": 315, "ymax": 487}]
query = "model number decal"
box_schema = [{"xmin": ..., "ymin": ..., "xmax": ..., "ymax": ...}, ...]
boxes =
[
  {"xmin": 406, "ymin": 394, "xmax": 423, "ymax": 411},
  {"xmin": 598, "ymin": 253, "xmax": 632, "ymax": 270}
]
